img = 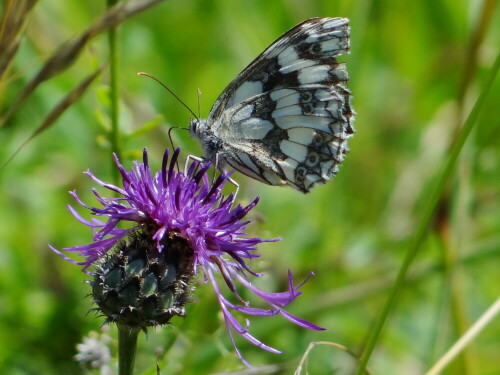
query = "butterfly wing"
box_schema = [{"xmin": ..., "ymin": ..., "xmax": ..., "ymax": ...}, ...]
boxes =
[
  {"xmin": 214, "ymin": 84, "xmax": 353, "ymax": 192},
  {"xmin": 208, "ymin": 17, "xmax": 351, "ymax": 119},
  {"xmin": 193, "ymin": 17, "xmax": 354, "ymax": 193}
]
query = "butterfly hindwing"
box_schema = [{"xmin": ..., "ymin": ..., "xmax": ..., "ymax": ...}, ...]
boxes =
[
  {"xmin": 217, "ymin": 84, "xmax": 352, "ymax": 192},
  {"xmin": 190, "ymin": 17, "xmax": 354, "ymax": 193}
]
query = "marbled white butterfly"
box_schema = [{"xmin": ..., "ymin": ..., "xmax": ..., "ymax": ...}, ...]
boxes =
[{"xmin": 190, "ymin": 17, "xmax": 354, "ymax": 193}]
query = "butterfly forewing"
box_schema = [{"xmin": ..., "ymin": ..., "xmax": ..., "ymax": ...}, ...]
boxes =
[
  {"xmin": 210, "ymin": 17, "xmax": 350, "ymax": 118},
  {"xmin": 190, "ymin": 17, "xmax": 354, "ymax": 193}
]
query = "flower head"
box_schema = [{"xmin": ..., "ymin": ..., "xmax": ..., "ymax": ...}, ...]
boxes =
[
  {"xmin": 51, "ymin": 148, "xmax": 323, "ymax": 365},
  {"xmin": 75, "ymin": 329, "xmax": 112, "ymax": 372}
]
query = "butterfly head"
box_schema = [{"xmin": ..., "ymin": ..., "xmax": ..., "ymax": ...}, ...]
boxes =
[
  {"xmin": 189, "ymin": 118, "xmax": 222, "ymax": 163},
  {"xmin": 189, "ymin": 118, "xmax": 201, "ymax": 138},
  {"xmin": 189, "ymin": 118, "xmax": 212, "ymax": 144}
]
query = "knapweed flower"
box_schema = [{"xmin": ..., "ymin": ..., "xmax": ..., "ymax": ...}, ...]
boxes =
[{"xmin": 51, "ymin": 148, "xmax": 323, "ymax": 365}]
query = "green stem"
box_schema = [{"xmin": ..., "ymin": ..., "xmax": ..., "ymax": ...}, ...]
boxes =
[
  {"xmin": 444, "ymin": 3, "xmax": 497, "ymax": 372},
  {"xmin": 354, "ymin": 50, "xmax": 500, "ymax": 375},
  {"xmin": 107, "ymin": 0, "xmax": 120, "ymax": 184},
  {"xmin": 117, "ymin": 324, "xmax": 140, "ymax": 375}
]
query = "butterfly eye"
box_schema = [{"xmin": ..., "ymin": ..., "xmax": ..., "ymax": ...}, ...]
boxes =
[
  {"xmin": 310, "ymin": 43, "xmax": 322, "ymax": 54},
  {"xmin": 300, "ymin": 91, "xmax": 312, "ymax": 102},
  {"xmin": 306, "ymin": 152, "xmax": 319, "ymax": 166},
  {"xmin": 295, "ymin": 165, "xmax": 307, "ymax": 182},
  {"xmin": 312, "ymin": 133, "xmax": 324, "ymax": 145},
  {"xmin": 191, "ymin": 120, "xmax": 198, "ymax": 133},
  {"xmin": 302, "ymin": 104, "xmax": 313, "ymax": 115}
]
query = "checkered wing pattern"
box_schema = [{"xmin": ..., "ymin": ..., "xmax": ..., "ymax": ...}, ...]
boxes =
[{"xmin": 190, "ymin": 17, "xmax": 354, "ymax": 193}]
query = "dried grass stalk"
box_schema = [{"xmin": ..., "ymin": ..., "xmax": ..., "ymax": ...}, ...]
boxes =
[
  {"xmin": 0, "ymin": 0, "xmax": 165, "ymax": 127},
  {"xmin": 1, "ymin": 68, "xmax": 102, "ymax": 169},
  {"xmin": 0, "ymin": 0, "xmax": 38, "ymax": 76}
]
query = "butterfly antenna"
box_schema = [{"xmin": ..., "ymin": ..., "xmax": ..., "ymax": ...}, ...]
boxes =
[
  {"xmin": 138, "ymin": 72, "xmax": 198, "ymax": 120},
  {"xmin": 197, "ymin": 88, "xmax": 202, "ymax": 119}
]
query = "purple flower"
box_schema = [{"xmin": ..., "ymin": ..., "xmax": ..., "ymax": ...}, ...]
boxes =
[{"xmin": 51, "ymin": 148, "xmax": 323, "ymax": 365}]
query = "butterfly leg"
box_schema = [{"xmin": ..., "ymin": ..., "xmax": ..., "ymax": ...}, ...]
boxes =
[
  {"xmin": 184, "ymin": 154, "xmax": 205, "ymax": 175},
  {"xmin": 226, "ymin": 175, "xmax": 240, "ymax": 202},
  {"xmin": 214, "ymin": 152, "xmax": 240, "ymax": 201},
  {"xmin": 185, "ymin": 154, "xmax": 239, "ymax": 200}
]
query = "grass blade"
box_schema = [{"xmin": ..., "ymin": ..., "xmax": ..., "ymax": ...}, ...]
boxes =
[
  {"xmin": 0, "ymin": 0, "xmax": 38, "ymax": 76},
  {"xmin": 425, "ymin": 297, "xmax": 500, "ymax": 375},
  {"xmin": 354, "ymin": 50, "xmax": 500, "ymax": 375},
  {"xmin": 0, "ymin": 0, "xmax": 165, "ymax": 128}
]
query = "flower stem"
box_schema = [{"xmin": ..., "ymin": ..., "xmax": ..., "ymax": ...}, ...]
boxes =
[
  {"xmin": 117, "ymin": 324, "xmax": 140, "ymax": 375},
  {"xmin": 107, "ymin": 0, "xmax": 121, "ymax": 184}
]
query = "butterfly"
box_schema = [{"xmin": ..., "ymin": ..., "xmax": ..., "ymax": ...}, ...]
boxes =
[{"xmin": 189, "ymin": 17, "xmax": 354, "ymax": 193}]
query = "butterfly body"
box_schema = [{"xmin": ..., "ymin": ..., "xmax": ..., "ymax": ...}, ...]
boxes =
[{"xmin": 190, "ymin": 17, "xmax": 354, "ymax": 193}]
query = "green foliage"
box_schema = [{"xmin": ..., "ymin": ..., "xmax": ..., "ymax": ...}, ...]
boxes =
[{"xmin": 0, "ymin": 0, "xmax": 499, "ymax": 374}]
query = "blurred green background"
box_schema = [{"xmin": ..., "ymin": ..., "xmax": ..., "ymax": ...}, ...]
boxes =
[{"xmin": 1, "ymin": 0, "xmax": 499, "ymax": 374}]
